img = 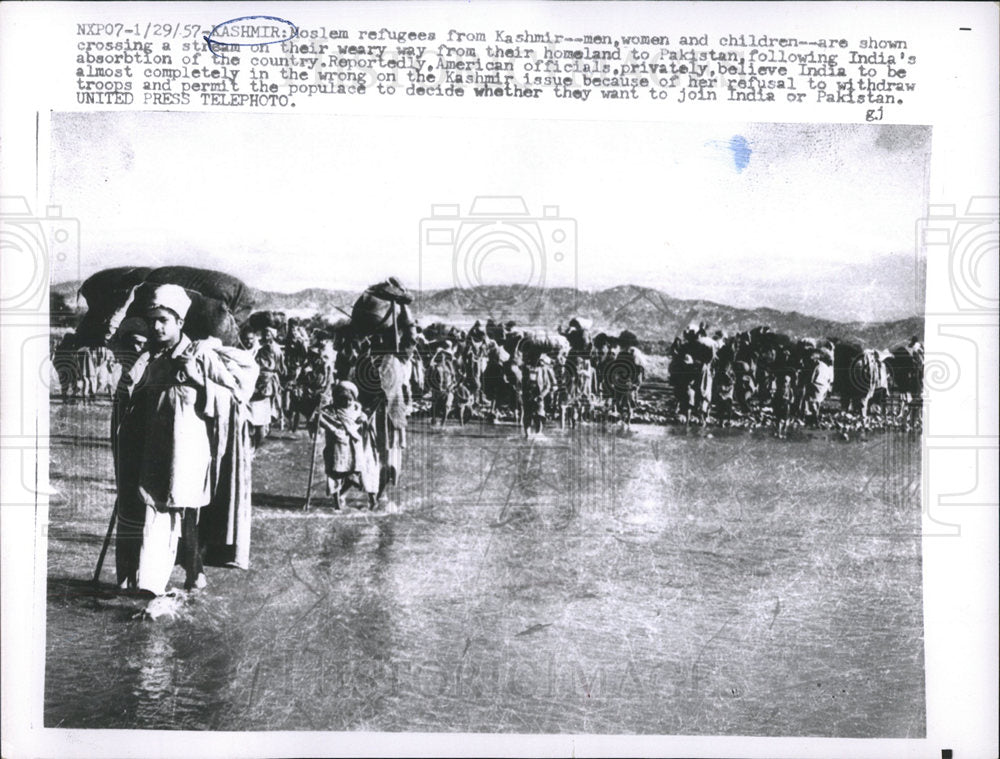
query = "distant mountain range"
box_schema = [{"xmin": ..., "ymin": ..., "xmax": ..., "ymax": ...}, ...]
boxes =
[{"xmin": 52, "ymin": 281, "xmax": 923, "ymax": 349}]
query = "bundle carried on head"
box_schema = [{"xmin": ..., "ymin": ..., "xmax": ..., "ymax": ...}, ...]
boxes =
[
  {"xmin": 687, "ymin": 337, "xmax": 715, "ymax": 364},
  {"xmin": 78, "ymin": 266, "xmax": 152, "ymax": 311},
  {"xmin": 75, "ymin": 266, "xmax": 153, "ymax": 347},
  {"xmin": 832, "ymin": 339, "xmax": 865, "ymax": 396},
  {"xmin": 421, "ymin": 322, "xmax": 452, "ymax": 342},
  {"xmin": 623, "ymin": 344, "xmax": 649, "ymax": 369},
  {"xmin": 485, "ymin": 318, "xmax": 507, "ymax": 344},
  {"xmin": 366, "ymin": 276, "xmax": 413, "ymax": 306},
  {"xmin": 566, "ymin": 317, "xmax": 594, "ymax": 355},
  {"xmin": 351, "ymin": 277, "xmax": 416, "ymax": 347},
  {"xmin": 491, "ymin": 342, "xmax": 511, "ymax": 363},
  {"xmin": 593, "ymin": 332, "xmax": 618, "ymax": 352},
  {"xmin": 77, "ymin": 265, "xmax": 255, "ymax": 347},
  {"xmin": 753, "ymin": 328, "xmax": 792, "ymax": 352},
  {"xmin": 147, "ymin": 266, "xmax": 253, "ymax": 315},
  {"xmin": 468, "ymin": 320, "xmax": 486, "ymax": 343},
  {"xmin": 322, "ymin": 317, "xmax": 351, "ymax": 337},
  {"xmin": 618, "ymin": 329, "xmax": 640, "ymax": 349},
  {"xmin": 518, "ymin": 328, "xmax": 570, "ymax": 363},
  {"xmin": 428, "ymin": 338, "xmax": 455, "ymax": 355},
  {"xmin": 247, "ymin": 310, "xmax": 287, "ymax": 333},
  {"xmin": 131, "ymin": 266, "xmax": 254, "ymax": 346},
  {"xmin": 502, "ymin": 327, "xmax": 525, "ymax": 357}
]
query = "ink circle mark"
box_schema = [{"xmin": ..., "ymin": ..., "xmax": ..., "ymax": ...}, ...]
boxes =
[{"xmin": 203, "ymin": 15, "xmax": 299, "ymax": 57}]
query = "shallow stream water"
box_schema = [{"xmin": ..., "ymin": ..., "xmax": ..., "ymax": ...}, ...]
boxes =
[{"xmin": 45, "ymin": 401, "xmax": 925, "ymax": 735}]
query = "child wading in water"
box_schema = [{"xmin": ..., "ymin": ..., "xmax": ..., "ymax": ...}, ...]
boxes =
[
  {"xmin": 773, "ymin": 369, "xmax": 796, "ymax": 440},
  {"xmin": 317, "ymin": 381, "xmax": 380, "ymax": 510}
]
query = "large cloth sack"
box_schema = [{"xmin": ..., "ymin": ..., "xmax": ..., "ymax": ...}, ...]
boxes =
[
  {"xmin": 248, "ymin": 310, "xmax": 287, "ymax": 333},
  {"xmin": 485, "ymin": 319, "xmax": 507, "ymax": 344},
  {"xmin": 592, "ymin": 332, "xmax": 617, "ymax": 352},
  {"xmin": 79, "ymin": 266, "xmax": 152, "ymax": 309},
  {"xmin": 350, "ymin": 277, "xmax": 416, "ymax": 346},
  {"xmin": 75, "ymin": 267, "xmax": 153, "ymax": 347},
  {"xmin": 885, "ymin": 344, "xmax": 923, "ymax": 397},
  {"xmin": 624, "ymin": 345, "xmax": 648, "ymax": 371},
  {"xmin": 502, "ymin": 328, "xmax": 525, "ymax": 357},
  {"xmin": 124, "ymin": 267, "xmax": 255, "ymax": 346},
  {"xmin": 421, "ymin": 322, "xmax": 453, "ymax": 342},
  {"xmin": 519, "ymin": 329, "xmax": 570, "ymax": 363},
  {"xmin": 758, "ymin": 329, "xmax": 794, "ymax": 352},
  {"xmin": 618, "ymin": 329, "xmax": 640, "ymax": 349},
  {"xmin": 145, "ymin": 266, "xmax": 254, "ymax": 317},
  {"xmin": 833, "ymin": 340, "xmax": 864, "ymax": 399},
  {"xmin": 684, "ymin": 337, "xmax": 715, "ymax": 365},
  {"xmin": 565, "ymin": 320, "xmax": 593, "ymax": 355},
  {"xmin": 77, "ymin": 266, "xmax": 255, "ymax": 348},
  {"xmin": 316, "ymin": 317, "xmax": 351, "ymax": 344}
]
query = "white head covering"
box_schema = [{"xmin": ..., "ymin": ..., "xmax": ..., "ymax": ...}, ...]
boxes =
[{"xmin": 145, "ymin": 284, "xmax": 191, "ymax": 319}]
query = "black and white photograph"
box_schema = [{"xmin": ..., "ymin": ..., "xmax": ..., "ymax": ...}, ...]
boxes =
[{"xmin": 41, "ymin": 113, "xmax": 930, "ymax": 736}]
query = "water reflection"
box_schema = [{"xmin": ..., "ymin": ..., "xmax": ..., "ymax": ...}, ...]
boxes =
[
  {"xmin": 46, "ymin": 415, "xmax": 925, "ymax": 734},
  {"xmin": 351, "ymin": 519, "xmax": 397, "ymax": 663},
  {"xmin": 131, "ymin": 626, "xmax": 177, "ymax": 726}
]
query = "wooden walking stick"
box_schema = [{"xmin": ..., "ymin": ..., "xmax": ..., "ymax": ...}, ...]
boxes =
[
  {"xmin": 391, "ymin": 300, "xmax": 399, "ymax": 353},
  {"xmin": 92, "ymin": 498, "xmax": 118, "ymax": 586},
  {"xmin": 384, "ymin": 300, "xmax": 400, "ymax": 493},
  {"xmin": 303, "ymin": 409, "xmax": 322, "ymax": 510}
]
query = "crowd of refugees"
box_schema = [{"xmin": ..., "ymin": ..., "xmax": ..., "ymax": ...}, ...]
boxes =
[
  {"xmin": 665, "ymin": 323, "xmax": 925, "ymax": 435},
  {"xmin": 230, "ymin": 314, "xmax": 654, "ymax": 438},
  {"xmin": 50, "ymin": 333, "xmax": 119, "ymax": 403},
  {"xmin": 56, "ymin": 311, "xmax": 926, "ymax": 448},
  {"xmin": 56, "ymin": 281, "xmax": 413, "ymax": 602},
  {"xmin": 413, "ymin": 317, "xmax": 646, "ymax": 434},
  {"xmin": 350, "ymin": 318, "xmax": 925, "ymax": 436},
  {"xmin": 52, "ymin": 278, "xmax": 924, "ymax": 605},
  {"xmin": 239, "ymin": 316, "xmax": 410, "ymax": 510}
]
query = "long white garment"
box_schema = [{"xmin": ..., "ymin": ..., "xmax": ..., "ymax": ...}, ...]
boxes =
[
  {"xmin": 136, "ymin": 505, "xmax": 182, "ymax": 595},
  {"xmin": 117, "ymin": 336, "xmax": 259, "ymax": 585}
]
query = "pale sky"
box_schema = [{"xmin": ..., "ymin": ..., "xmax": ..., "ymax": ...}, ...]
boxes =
[{"xmin": 49, "ymin": 113, "xmax": 930, "ymax": 321}]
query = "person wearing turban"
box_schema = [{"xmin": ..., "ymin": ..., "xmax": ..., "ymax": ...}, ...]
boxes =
[
  {"xmin": 249, "ymin": 324, "xmax": 287, "ymax": 442},
  {"xmin": 315, "ymin": 380, "xmax": 379, "ymax": 510},
  {"xmin": 115, "ymin": 284, "xmax": 252, "ymax": 596}
]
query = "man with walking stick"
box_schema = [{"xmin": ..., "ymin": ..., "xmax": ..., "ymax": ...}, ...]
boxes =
[
  {"xmin": 110, "ymin": 284, "xmax": 257, "ymax": 597},
  {"xmin": 92, "ymin": 317, "xmax": 149, "ymax": 587}
]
